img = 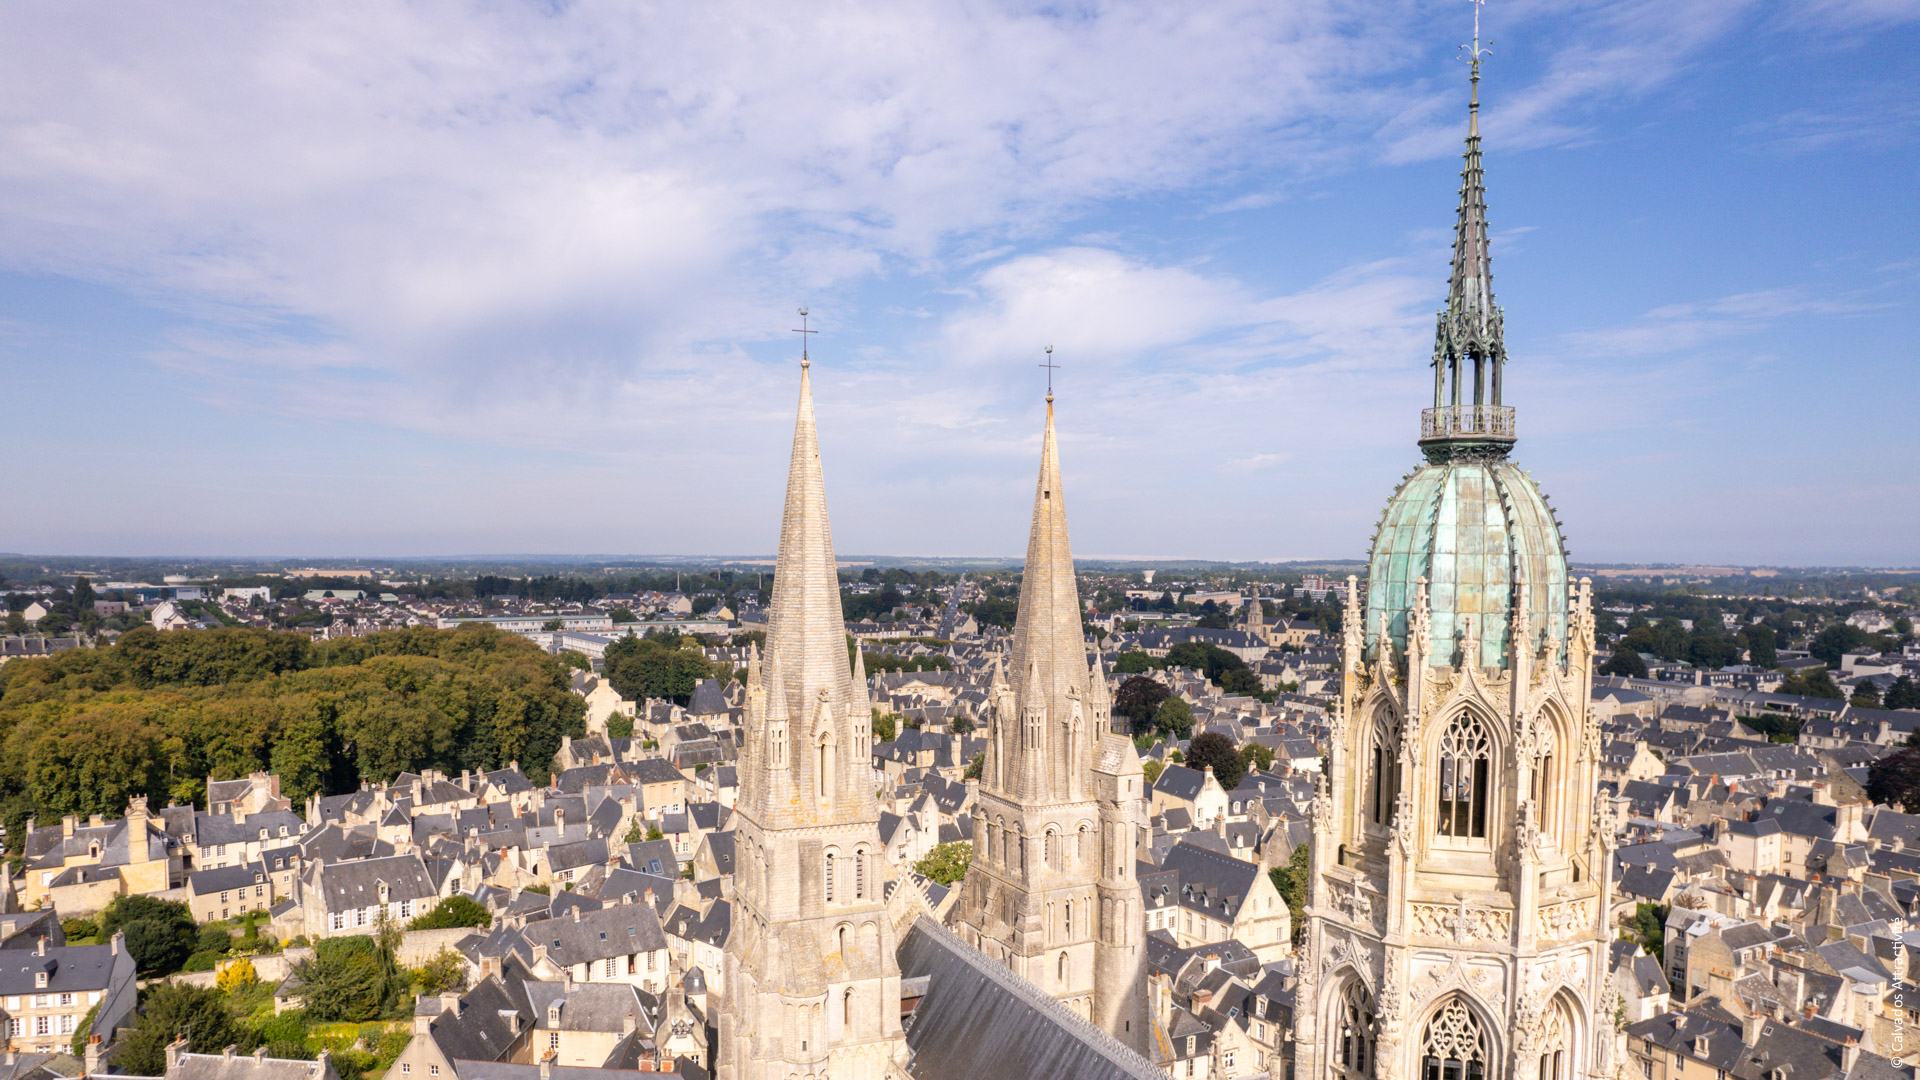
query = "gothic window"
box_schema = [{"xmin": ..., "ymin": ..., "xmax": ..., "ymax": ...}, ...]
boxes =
[
  {"xmin": 1078, "ymin": 823, "xmax": 1092, "ymax": 866},
  {"xmin": 1336, "ymin": 980, "xmax": 1376, "ymax": 1079},
  {"xmin": 1058, "ymin": 951, "xmax": 1069, "ymax": 984},
  {"xmin": 1532, "ymin": 747, "xmax": 1555, "ymax": 840},
  {"xmin": 824, "ymin": 851, "xmax": 836, "ymax": 904},
  {"xmin": 1419, "ymin": 997, "xmax": 1489, "ymax": 1080},
  {"xmin": 854, "ymin": 845, "xmax": 868, "ymax": 899},
  {"xmin": 1538, "ymin": 998, "xmax": 1572, "ymax": 1080},
  {"xmin": 1370, "ymin": 720, "xmax": 1400, "ymax": 825},
  {"xmin": 1045, "ymin": 829, "xmax": 1060, "ymax": 870},
  {"xmin": 1436, "ymin": 712, "xmax": 1492, "ymax": 839}
]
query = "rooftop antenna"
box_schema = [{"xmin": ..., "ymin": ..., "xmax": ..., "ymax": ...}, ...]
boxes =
[
  {"xmin": 793, "ymin": 307, "xmax": 815, "ymax": 369},
  {"xmin": 1038, "ymin": 344, "xmax": 1059, "ymax": 404}
]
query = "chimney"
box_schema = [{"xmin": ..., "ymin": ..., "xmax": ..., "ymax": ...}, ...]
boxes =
[
  {"xmin": 111, "ymin": 930, "xmax": 123, "ymax": 955},
  {"xmin": 1743, "ymin": 1011, "xmax": 1767, "ymax": 1047},
  {"xmin": 62, "ymin": 815, "xmax": 76, "ymax": 839},
  {"xmin": 166, "ymin": 1037, "xmax": 187, "ymax": 1072},
  {"xmin": 37, "ymin": 936, "xmax": 47, "ymax": 956},
  {"xmin": 540, "ymin": 1053, "xmax": 553, "ymax": 1080},
  {"xmin": 623, "ymin": 1012, "xmax": 636, "ymax": 1035},
  {"xmin": 86, "ymin": 1034, "xmax": 102, "ymax": 1075},
  {"xmin": 441, "ymin": 993, "xmax": 463, "ymax": 1018}
]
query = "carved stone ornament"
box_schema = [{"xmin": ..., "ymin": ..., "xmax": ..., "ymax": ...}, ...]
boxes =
[
  {"xmin": 1414, "ymin": 954, "xmax": 1505, "ymax": 1015},
  {"xmin": 1389, "ymin": 789, "xmax": 1416, "ymax": 860},
  {"xmin": 1513, "ymin": 799, "xmax": 1542, "ymax": 861},
  {"xmin": 1378, "ymin": 950, "xmax": 1404, "ymax": 1025}
]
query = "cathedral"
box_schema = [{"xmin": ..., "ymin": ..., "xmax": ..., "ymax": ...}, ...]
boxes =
[{"xmin": 719, "ymin": 34, "xmax": 1607, "ymax": 1080}]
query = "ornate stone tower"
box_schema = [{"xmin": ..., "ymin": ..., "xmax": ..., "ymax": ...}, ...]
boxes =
[
  {"xmin": 948, "ymin": 391, "xmax": 1150, "ymax": 1052},
  {"xmin": 719, "ymin": 348, "xmax": 906, "ymax": 1080},
  {"xmin": 1292, "ymin": 33, "xmax": 1616, "ymax": 1080}
]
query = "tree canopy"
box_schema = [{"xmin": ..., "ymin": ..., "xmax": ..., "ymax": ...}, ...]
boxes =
[
  {"xmin": 407, "ymin": 895, "xmax": 492, "ymax": 931},
  {"xmin": 603, "ymin": 632, "xmax": 716, "ymax": 705},
  {"xmin": 1185, "ymin": 731, "xmax": 1245, "ymax": 789},
  {"xmin": 912, "ymin": 841, "xmax": 973, "ymax": 886},
  {"xmin": 0, "ymin": 625, "xmax": 584, "ymax": 832}
]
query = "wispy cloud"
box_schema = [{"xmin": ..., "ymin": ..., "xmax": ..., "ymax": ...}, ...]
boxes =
[{"xmin": 1561, "ymin": 288, "xmax": 1880, "ymax": 357}]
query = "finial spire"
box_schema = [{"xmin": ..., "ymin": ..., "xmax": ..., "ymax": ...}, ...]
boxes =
[
  {"xmin": 1421, "ymin": 0, "xmax": 1512, "ymax": 460},
  {"xmin": 793, "ymin": 307, "xmax": 815, "ymax": 369},
  {"xmin": 1038, "ymin": 345, "xmax": 1059, "ymax": 405}
]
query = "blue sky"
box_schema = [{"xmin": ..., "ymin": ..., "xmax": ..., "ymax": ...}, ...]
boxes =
[{"xmin": 2, "ymin": 0, "xmax": 1915, "ymax": 564}]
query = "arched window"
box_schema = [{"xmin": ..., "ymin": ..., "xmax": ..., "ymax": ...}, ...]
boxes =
[
  {"xmin": 1419, "ymin": 997, "xmax": 1489, "ymax": 1080},
  {"xmin": 1436, "ymin": 712, "xmax": 1492, "ymax": 839},
  {"xmin": 1538, "ymin": 998, "xmax": 1572, "ymax": 1080},
  {"xmin": 1370, "ymin": 720, "xmax": 1400, "ymax": 825},
  {"xmin": 843, "ymin": 987, "xmax": 854, "ymax": 1029},
  {"xmin": 1045, "ymin": 829, "xmax": 1059, "ymax": 870},
  {"xmin": 1336, "ymin": 980, "xmax": 1376, "ymax": 1079},
  {"xmin": 854, "ymin": 846, "xmax": 868, "ymax": 900},
  {"xmin": 1058, "ymin": 951, "xmax": 1069, "ymax": 984},
  {"xmin": 1064, "ymin": 900, "xmax": 1074, "ymax": 939},
  {"xmin": 1077, "ymin": 824, "xmax": 1092, "ymax": 866},
  {"xmin": 824, "ymin": 851, "xmax": 836, "ymax": 904},
  {"xmin": 818, "ymin": 732, "xmax": 836, "ymax": 804}
]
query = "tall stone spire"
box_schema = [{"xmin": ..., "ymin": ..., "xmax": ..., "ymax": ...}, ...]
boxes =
[
  {"xmin": 949, "ymin": 385, "xmax": 1148, "ymax": 1052},
  {"xmin": 720, "ymin": 338, "xmax": 904, "ymax": 1080},
  {"xmin": 762, "ymin": 356, "xmax": 857, "ymax": 746}
]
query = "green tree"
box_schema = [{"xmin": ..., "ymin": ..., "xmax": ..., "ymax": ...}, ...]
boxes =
[
  {"xmin": 1600, "ymin": 647, "xmax": 1648, "ymax": 679},
  {"xmin": 1152, "ymin": 697, "xmax": 1194, "ymax": 740},
  {"xmin": 1854, "ymin": 682, "xmax": 1883, "ymax": 708},
  {"xmin": 297, "ymin": 930, "xmax": 408, "ymax": 1023},
  {"xmin": 1268, "ymin": 842, "xmax": 1310, "ymax": 943},
  {"xmin": 411, "ymin": 948, "xmax": 468, "ymax": 995},
  {"xmin": 98, "ymin": 895, "xmax": 197, "ymax": 976},
  {"xmin": 1868, "ymin": 749, "xmax": 1920, "ymax": 812},
  {"xmin": 1741, "ymin": 625, "xmax": 1778, "ymax": 669},
  {"xmin": 950, "ymin": 714, "xmax": 974, "ymax": 735},
  {"xmin": 964, "ymin": 752, "xmax": 984, "ymax": 780},
  {"xmin": 1241, "ymin": 743, "xmax": 1275, "ymax": 773},
  {"xmin": 1112, "ymin": 651, "xmax": 1154, "ymax": 675},
  {"xmin": 1113, "ymin": 676, "xmax": 1170, "ymax": 730},
  {"xmin": 1809, "ymin": 623, "xmax": 1869, "ymax": 667},
  {"xmin": 1886, "ymin": 676, "xmax": 1920, "ymax": 711},
  {"xmin": 1141, "ymin": 759, "xmax": 1164, "ymax": 785},
  {"xmin": 541, "ymin": 619, "xmax": 563, "ymax": 632},
  {"xmin": 603, "ymin": 634, "xmax": 714, "ymax": 704},
  {"xmin": 610, "ymin": 608, "xmax": 639, "ymax": 624},
  {"xmin": 408, "ymin": 895, "xmax": 492, "ymax": 931},
  {"xmin": 115, "ymin": 984, "xmax": 241, "ymax": 1076},
  {"xmin": 1185, "ymin": 731, "xmax": 1245, "ymax": 789},
  {"xmin": 1626, "ymin": 903, "xmax": 1668, "ymax": 963},
  {"xmin": 912, "ymin": 842, "xmax": 973, "ymax": 886},
  {"xmin": 1779, "ymin": 669, "xmax": 1844, "ymax": 700},
  {"xmin": 871, "ymin": 712, "xmax": 899, "ymax": 743}
]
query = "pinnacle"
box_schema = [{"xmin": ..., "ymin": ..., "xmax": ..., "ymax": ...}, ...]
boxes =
[{"xmin": 1006, "ymin": 398, "xmax": 1091, "ymax": 767}]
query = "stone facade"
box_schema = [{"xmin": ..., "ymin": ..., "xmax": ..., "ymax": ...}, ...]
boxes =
[
  {"xmin": 718, "ymin": 358, "xmax": 906, "ymax": 1080},
  {"xmin": 947, "ymin": 399, "xmax": 1150, "ymax": 1054}
]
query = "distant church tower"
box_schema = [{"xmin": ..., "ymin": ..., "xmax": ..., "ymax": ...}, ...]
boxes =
[
  {"xmin": 948, "ymin": 389, "xmax": 1151, "ymax": 1053},
  {"xmin": 1293, "ymin": 34, "xmax": 1616, "ymax": 1080},
  {"xmin": 719, "ymin": 346, "xmax": 906, "ymax": 1080}
]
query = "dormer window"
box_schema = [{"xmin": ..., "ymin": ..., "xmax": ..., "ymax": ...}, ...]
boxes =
[
  {"xmin": 35, "ymin": 972, "xmax": 48, "ymax": 988},
  {"xmin": 548, "ymin": 1006, "xmax": 560, "ymax": 1025}
]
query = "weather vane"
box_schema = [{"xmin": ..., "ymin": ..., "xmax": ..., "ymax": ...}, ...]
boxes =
[
  {"xmin": 793, "ymin": 307, "xmax": 815, "ymax": 368},
  {"xmin": 1038, "ymin": 344, "xmax": 1059, "ymax": 402}
]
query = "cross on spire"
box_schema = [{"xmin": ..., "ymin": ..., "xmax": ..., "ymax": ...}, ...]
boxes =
[
  {"xmin": 1038, "ymin": 344, "xmax": 1059, "ymax": 403},
  {"xmin": 793, "ymin": 307, "xmax": 815, "ymax": 369},
  {"xmin": 1462, "ymin": 0, "xmax": 1493, "ymax": 113}
]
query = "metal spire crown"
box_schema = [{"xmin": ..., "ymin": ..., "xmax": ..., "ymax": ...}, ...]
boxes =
[{"xmin": 1420, "ymin": 0, "xmax": 1514, "ymax": 460}]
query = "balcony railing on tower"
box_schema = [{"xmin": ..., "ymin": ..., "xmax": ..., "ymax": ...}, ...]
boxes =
[{"xmin": 1420, "ymin": 404, "xmax": 1515, "ymax": 443}]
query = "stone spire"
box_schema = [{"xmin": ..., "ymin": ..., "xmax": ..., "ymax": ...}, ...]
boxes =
[
  {"xmin": 721, "ymin": 347, "xmax": 904, "ymax": 1080},
  {"xmin": 1432, "ymin": 33, "xmax": 1507, "ymax": 412},
  {"xmin": 1006, "ymin": 396, "xmax": 1091, "ymax": 793},
  {"xmin": 763, "ymin": 359, "xmax": 855, "ymax": 726}
]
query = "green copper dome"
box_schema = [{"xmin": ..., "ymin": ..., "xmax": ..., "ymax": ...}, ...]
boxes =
[
  {"xmin": 1362, "ymin": 50, "xmax": 1569, "ymax": 670},
  {"xmin": 1367, "ymin": 458, "xmax": 1567, "ymax": 669}
]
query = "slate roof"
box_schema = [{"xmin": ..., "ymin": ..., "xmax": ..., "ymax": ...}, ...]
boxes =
[
  {"xmin": 534, "ymin": 900, "xmax": 669, "ymax": 968},
  {"xmin": 189, "ymin": 863, "xmax": 270, "ymax": 896},
  {"xmin": 315, "ymin": 853, "xmax": 437, "ymax": 909},
  {"xmin": 1158, "ymin": 840, "xmax": 1263, "ymax": 921},
  {"xmin": 0, "ymin": 942, "xmax": 127, "ymax": 994},
  {"xmin": 896, "ymin": 916, "xmax": 1163, "ymax": 1080},
  {"xmin": 166, "ymin": 1051, "xmax": 340, "ymax": 1080}
]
